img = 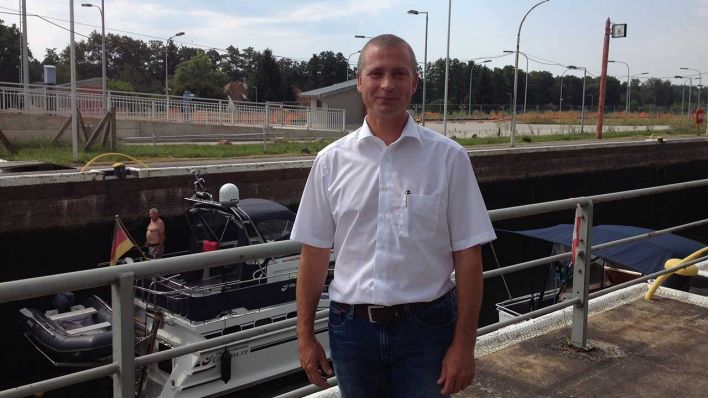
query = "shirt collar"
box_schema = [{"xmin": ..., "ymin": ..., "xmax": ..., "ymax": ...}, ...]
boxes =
[{"xmin": 356, "ymin": 115, "xmax": 422, "ymax": 147}]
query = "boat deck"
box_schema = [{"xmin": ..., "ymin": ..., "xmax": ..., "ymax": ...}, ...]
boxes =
[{"xmin": 461, "ymin": 290, "xmax": 708, "ymax": 397}]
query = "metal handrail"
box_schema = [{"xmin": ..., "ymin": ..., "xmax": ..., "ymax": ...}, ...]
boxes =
[
  {"xmin": 0, "ymin": 81, "xmax": 347, "ymax": 132},
  {"xmin": 1, "ymin": 177, "xmax": 707, "ymax": 398}
]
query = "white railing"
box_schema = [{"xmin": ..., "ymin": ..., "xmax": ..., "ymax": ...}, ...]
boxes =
[
  {"xmin": 1, "ymin": 177, "xmax": 707, "ymax": 397},
  {"xmin": 0, "ymin": 81, "xmax": 346, "ymax": 132}
]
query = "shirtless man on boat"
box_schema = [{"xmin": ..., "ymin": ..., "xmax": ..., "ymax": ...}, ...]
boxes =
[{"xmin": 146, "ymin": 208, "xmax": 165, "ymax": 259}]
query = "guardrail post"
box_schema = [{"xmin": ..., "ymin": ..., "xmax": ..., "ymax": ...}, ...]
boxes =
[
  {"xmin": 570, "ymin": 200, "xmax": 593, "ymax": 349},
  {"xmin": 342, "ymin": 109, "xmax": 346, "ymax": 132},
  {"xmin": 112, "ymin": 272, "xmax": 135, "ymax": 398},
  {"xmin": 307, "ymin": 107, "xmax": 312, "ymax": 129},
  {"xmin": 264, "ymin": 103, "xmax": 270, "ymax": 129}
]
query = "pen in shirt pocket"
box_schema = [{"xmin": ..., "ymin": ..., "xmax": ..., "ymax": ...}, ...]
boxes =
[{"xmin": 404, "ymin": 190, "xmax": 410, "ymax": 207}]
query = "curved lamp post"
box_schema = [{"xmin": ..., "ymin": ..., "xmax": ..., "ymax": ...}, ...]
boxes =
[
  {"xmin": 469, "ymin": 59, "xmax": 491, "ymax": 116},
  {"xmin": 505, "ymin": 50, "xmax": 529, "ymax": 114},
  {"xmin": 566, "ymin": 66, "xmax": 587, "ymax": 133},
  {"xmin": 681, "ymin": 67, "xmax": 702, "ymax": 119},
  {"xmin": 81, "ymin": 1, "xmax": 106, "ymax": 111},
  {"xmin": 407, "ymin": 9, "xmax": 429, "ymax": 126},
  {"xmin": 558, "ymin": 67, "xmax": 573, "ymax": 112},
  {"xmin": 346, "ymin": 50, "xmax": 360, "ymax": 81},
  {"xmin": 510, "ymin": 0, "xmax": 550, "ymax": 147},
  {"xmin": 165, "ymin": 32, "xmax": 185, "ymax": 122},
  {"xmin": 627, "ymin": 72, "xmax": 648, "ymax": 114},
  {"xmin": 608, "ymin": 60, "xmax": 629, "ymax": 117}
]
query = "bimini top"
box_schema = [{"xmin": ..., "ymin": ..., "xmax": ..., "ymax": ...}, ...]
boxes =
[
  {"xmin": 238, "ymin": 198, "xmax": 296, "ymax": 224},
  {"xmin": 501, "ymin": 224, "xmax": 705, "ymax": 275}
]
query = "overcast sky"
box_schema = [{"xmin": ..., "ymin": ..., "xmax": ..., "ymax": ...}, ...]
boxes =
[{"xmin": 1, "ymin": 0, "xmax": 706, "ymax": 82}]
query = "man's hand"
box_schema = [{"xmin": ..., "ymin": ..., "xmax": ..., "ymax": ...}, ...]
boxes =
[
  {"xmin": 298, "ymin": 335, "xmax": 333, "ymax": 388},
  {"xmin": 437, "ymin": 341, "xmax": 476, "ymax": 395}
]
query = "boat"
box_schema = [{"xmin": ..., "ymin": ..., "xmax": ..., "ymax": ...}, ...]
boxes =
[
  {"xmin": 21, "ymin": 170, "xmax": 334, "ymax": 397},
  {"xmin": 495, "ymin": 224, "xmax": 707, "ymax": 322},
  {"xmin": 19, "ymin": 293, "xmax": 113, "ymax": 367}
]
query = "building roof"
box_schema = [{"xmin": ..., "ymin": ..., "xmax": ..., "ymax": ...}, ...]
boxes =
[{"xmin": 299, "ymin": 79, "xmax": 357, "ymax": 99}]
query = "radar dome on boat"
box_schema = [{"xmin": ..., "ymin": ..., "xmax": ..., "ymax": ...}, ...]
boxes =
[{"xmin": 219, "ymin": 183, "xmax": 240, "ymax": 206}]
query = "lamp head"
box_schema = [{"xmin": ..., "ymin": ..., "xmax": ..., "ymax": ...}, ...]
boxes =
[
  {"xmin": 482, "ymin": 60, "xmax": 492, "ymax": 63},
  {"xmin": 503, "ymin": 50, "xmax": 514, "ymax": 54},
  {"xmin": 175, "ymin": 32, "xmax": 185, "ymax": 37},
  {"xmin": 407, "ymin": 10, "xmax": 419, "ymax": 15},
  {"xmin": 675, "ymin": 75, "xmax": 684, "ymax": 78},
  {"xmin": 81, "ymin": 3, "xmax": 93, "ymax": 7},
  {"xmin": 680, "ymin": 67, "xmax": 689, "ymax": 70},
  {"xmin": 567, "ymin": 65, "xmax": 578, "ymax": 70},
  {"xmin": 354, "ymin": 35, "xmax": 367, "ymax": 39}
]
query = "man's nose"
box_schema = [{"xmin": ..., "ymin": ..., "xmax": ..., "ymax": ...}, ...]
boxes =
[{"xmin": 380, "ymin": 73, "xmax": 395, "ymax": 90}]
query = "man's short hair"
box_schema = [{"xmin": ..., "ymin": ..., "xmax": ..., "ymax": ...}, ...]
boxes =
[
  {"xmin": 149, "ymin": 208, "xmax": 159, "ymax": 214},
  {"xmin": 357, "ymin": 34, "xmax": 418, "ymax": 76}
]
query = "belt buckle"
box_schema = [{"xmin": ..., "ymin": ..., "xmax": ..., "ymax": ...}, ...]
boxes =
[{"xmin": 367, "ymin": 305, "xmax": 385, "ymax": 323}]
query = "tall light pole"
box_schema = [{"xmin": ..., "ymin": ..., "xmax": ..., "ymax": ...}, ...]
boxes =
[
  {"xmin": 505, "ymin": 50, "xmax": 529, "ymax": 113},
  {"xmin": 510, "ymin": 0, "xmax": 550, "ymax": 147},
  {"xmin": 559, "ymin": 67, "xmax": 572, "ymax": 112},
  {"xmin": 70, "ymin": 0, "xmax": 78, "ymax": 161},
  {"xmin": 346, "ymin": 50, "xmax": 360, "ymax": 81},
  {"xmin": 628, "ymin": 72, "xmax": 648, "ymax": 113},
  {"xmin": 165, "ymin": 32, "xmax": 185, "ymax": 122},
  {"xmin": 468, "ymin": 59, "xmax": 491, "ymax": 116},
  {"xmin": 567, "ymin": 66, "xmax": 586, "ymax": 133},
  {"xmin": 407, "ymin": 9, "xmax": 429, "ymax": 126},
  {"xmin": 681, "ymin": 67, "xmax": 702, "ymax": 117},
  {"xmin": 608, "ymin": 60, "xmax": 629, "ymax": 117},
  {"xmin": 443, "ymin": 0, "xmax": 451, "ymax": 136},
  {"xmin": 675, "ymin": 75, "xmax": 687, "ymax": 117},
  {"xmin": 82, "ymin": 1, "xmax": 106, "ymax": 112}
]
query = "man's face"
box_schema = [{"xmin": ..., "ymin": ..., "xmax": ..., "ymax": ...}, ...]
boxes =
[
  {"xmin": 149, "ymin": 210, "xmax": 158, "ymax": 221},
  {"xmin": 357, "ymin": 44, "xmax": 418, "ymax": 121}
]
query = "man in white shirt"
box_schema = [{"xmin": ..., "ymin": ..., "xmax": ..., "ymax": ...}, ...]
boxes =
[{"xmin": 292, "ymin": 34, "xmax": 496, "ymax": 397}]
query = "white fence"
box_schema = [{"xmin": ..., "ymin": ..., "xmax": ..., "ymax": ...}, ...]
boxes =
[{"xmin": 0, "ymin": 82, "xmax": 346, "ymax": 132}]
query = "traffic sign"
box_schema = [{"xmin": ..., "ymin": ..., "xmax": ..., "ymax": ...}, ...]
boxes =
[{"xmin": 612, "ymin": 23, "xmax": 627, "ymax": 38}]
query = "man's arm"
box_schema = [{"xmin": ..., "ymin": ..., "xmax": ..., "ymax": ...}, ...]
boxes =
[
  {"xmin": 438, "ymin": 245, "xmax": 483, "ymax": 395},
  {"xmin": 296, "ymin": 244, "xmax": 333, "ymax": 387}
]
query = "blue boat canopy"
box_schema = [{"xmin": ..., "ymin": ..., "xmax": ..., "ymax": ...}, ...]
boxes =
[{"xmin": 500, "ymin": 224, "xmax": 705, "ymax": 275}]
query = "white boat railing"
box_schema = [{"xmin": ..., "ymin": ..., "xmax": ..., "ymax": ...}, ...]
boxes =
[
  {"xmin": 0, "ymin": 81, "xmax": 346, "ymax": 132},
  {"xmin": 1, "ymin": 177, "xmax": 708, "ymax": 398}
]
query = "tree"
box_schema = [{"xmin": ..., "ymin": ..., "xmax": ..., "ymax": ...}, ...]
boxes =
[
  {"xmin": 42, "ymin": 48, "xmax": 61, "ymax": 66},
  {"xmin": 0, "ymin": 19, "xmax": 22, "ymax": 82},
  {"xmin": 171, "ymin": 52, "xmax": 228, "ymax": 98},
  {"xmin": 251, "ymin": 48, "xmax": 283, "ymax": 102}
]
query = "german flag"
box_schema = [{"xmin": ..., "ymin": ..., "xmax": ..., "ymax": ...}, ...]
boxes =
[{"xmin": 110, "ymin": 216, "xmax": 137, "ymax": 266}]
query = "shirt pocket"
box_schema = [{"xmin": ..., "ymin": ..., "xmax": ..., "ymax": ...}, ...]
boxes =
[{"xmin": 406, "ymin": 194, "xmax": 441, "ymax": 241}]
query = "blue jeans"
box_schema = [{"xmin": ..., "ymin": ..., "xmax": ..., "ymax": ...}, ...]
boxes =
[{"xmin": 329, "ymin": 290, "xmax": 456, "ymax": 398}]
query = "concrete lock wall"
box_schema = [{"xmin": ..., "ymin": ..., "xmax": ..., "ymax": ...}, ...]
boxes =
[
  {"xmin": 0, "ymin": 112, "xmax": 347, "ymax": 143},
  {"xmin": 1, "ymin": 138, "xmax": 708, "ymax": 235}
]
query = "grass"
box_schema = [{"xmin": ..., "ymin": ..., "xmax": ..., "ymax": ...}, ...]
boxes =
[
  {"xmin": 2, "ymin": 126, "xmax": 702, "ymax": 167},
  {"xmin": 1, "ymin": 139, "xmax": 335, "ymax": 166}
]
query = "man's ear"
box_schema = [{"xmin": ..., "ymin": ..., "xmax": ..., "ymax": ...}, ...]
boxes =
[{"xmin": 356, "ymin": 72, "xmax": 363, "ymax": 93}]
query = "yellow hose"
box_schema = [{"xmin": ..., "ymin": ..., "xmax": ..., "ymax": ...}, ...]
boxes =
[
  {"xmin": 80, "ymin": 153, "xmax": 149, "ymax": 172},
  {"xmin": 645, "ymin": 247, "xmax": 707, "ymax": 300}
]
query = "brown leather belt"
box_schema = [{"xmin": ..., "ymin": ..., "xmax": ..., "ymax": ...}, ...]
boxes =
[{"xmin": 332, "ymin": 292, "xmax": 450, "ymax": 324}]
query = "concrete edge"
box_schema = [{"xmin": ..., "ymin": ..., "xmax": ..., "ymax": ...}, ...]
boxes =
[{"xmin": 0, "ymin": 159, "xmax": 316, "ymax": 187}]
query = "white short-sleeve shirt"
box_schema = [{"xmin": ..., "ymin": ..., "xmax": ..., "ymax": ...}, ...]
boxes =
[{"xmin": 291, "ymin": 116, "xmax": 496, "ymax": 306}]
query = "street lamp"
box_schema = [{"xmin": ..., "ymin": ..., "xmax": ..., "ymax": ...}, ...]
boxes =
[
  {"xmin": 674, "ymin": 75, "xmax": 688, "ymax": 117},
  {"xmin": 407, "ymin": 9, "xmax": 429, "ymax": 126},
  {"xmin": 165, "ymin": 31, "xmax": 185, "ymax": 122},
  {"xmin": 469, "ymin": 59, "xmax": 491, "ymax": 116},
  {"xmin": 567, "ymin": 65, "xmax": 587, "ymax": 133},
  {"xmin": 346, "ymin": 50, "xmax": 360, "ymax": 81},
  {"xmin": 628, "ymin": 72, "xmax": 648, "ymax": 113},
  {"xmin": 354, "ymin": 35, "xmax": 372, "ymax": 39},
  {"xmin": 510, "ymin": 0, "xmax": 550, "ymax": 147},
  {"xmin": 608, "ymin": 60, "xmax": 629, "ymax": 117},
  {"xmin": 559, "ymin": 67, "xmax": 572, "ymax": 112},
  {"xmin": 82, "ymin": 1, "xmax": 106, "ymax": 111},
  {"xmin": 505, "ymin": 50, "xmax": 529, "ymax": 114},
  {"xmin": 681, "ymin": 67, "xmax": 702, "ymax": 119}
]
